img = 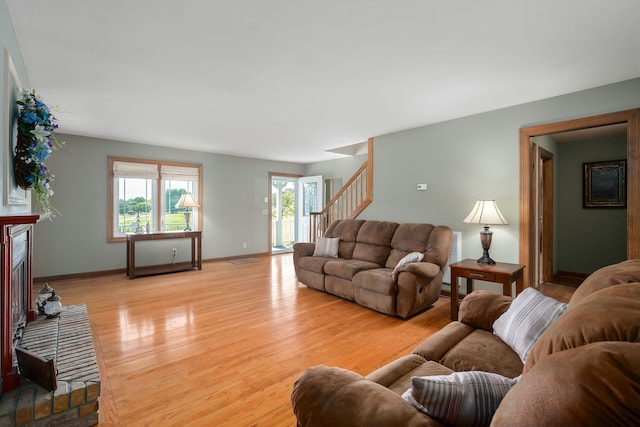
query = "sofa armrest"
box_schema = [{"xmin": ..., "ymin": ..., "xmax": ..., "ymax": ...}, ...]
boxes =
[
  {"xmin": 293, "ymin": 242, "xmax": 316, "ymax": 257},
  {"xmin": 292, "ymin": 242, "xmax": 316, "ymax": 279},
  {"xmin": 396, "ymin": 261, "xmax": 441, "ymax": 280},
  {"xmin": 291, "ymin": 365, "xmax": 440, "ymax": 427},
  {"xmin": 458, "ymin": 291, "xmax": 512, "ymax": 331}
]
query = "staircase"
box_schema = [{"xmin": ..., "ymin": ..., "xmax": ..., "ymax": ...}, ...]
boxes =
[{"xmin": 309, "ymin": 138, "xmax": 373, "ymax": 241}]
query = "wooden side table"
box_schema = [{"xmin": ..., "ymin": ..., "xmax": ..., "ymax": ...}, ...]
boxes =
[
  {"xmin": 448, "ymin": 259, "xmax": 525, "ymax": 321},
  {"xmin": 126, "ymin": 230, "xmax": 202, "ymax": 279}
]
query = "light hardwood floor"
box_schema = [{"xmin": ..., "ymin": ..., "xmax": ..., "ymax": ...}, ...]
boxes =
[
  {"xmin": 41, "ymin": 255, "xmax": 453, "ymax": 426},
  {"xmin": 42, "ymin": 255, "xmax": 576, "ymax": 426}
]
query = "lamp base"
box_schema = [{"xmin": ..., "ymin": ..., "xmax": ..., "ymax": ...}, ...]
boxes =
[
  {"xmin": 477, "ymin": 249, "xmax": 496, "ymax": 265},
  {"xmin": 477, "ymin": 226, "xmax": 495, "ymax": 264},
  {"xmin": 184, "ymin": 210, "xmax": 192, "ymax": 231}
]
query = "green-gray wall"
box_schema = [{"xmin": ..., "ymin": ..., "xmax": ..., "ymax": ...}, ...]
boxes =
[
  {"xmin": 556, "ymin": 135, "xmax": 627, "ymax": 274},
  {"xmin": 32, "ymin": 135, "xmax": 303, "ymax": 276},
  {"xmin": 307, "ymin": 79, "xmax": 640, "ymax": 271}
]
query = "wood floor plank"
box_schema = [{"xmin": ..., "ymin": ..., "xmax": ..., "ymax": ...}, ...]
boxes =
[{"xmin": 40, "ymin": 255, "xmax": 453, "ymax": 426}]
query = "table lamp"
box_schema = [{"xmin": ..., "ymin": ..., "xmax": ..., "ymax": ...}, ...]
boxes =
[
  {"xmin": 175, "ymin": 193, "xmax": 199, "ymax": 231},
  {"xmin": 463, "ymin": 200, "xmax": 508, "ymax": 265}
]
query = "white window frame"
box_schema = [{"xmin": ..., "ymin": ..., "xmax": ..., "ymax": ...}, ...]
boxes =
[{"xmin": 108, "ymin": 157, "xmax": 202, "ymax": 242}]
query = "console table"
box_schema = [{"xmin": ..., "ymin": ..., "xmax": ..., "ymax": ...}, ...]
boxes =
[
  {"xmin": 448, "ymin": 259, "xmax": 525, "ymax": 321},
  {"xmin": 126, "ymin": 230, "xmax": 202, "ymax": 279}
]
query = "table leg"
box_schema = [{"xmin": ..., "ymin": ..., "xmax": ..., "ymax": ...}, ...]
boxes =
[
  {"xmin": 466, "ymin": 278, "xmax": 473, "ymax": 295},
  {"xmin": 191, "ymin": 236, "xmax": 196, "ymax": 269},
  {"xmin": 196, "ymin": 235, "xmax": 202, "ymax": 270},
  {"xmin": 501, "ymin": 280, "xmax": 511, "ymax": 297},
  {"xmin": 450, "ymin": 271, "xmax": 460, "ymax": 321},
  {"xmin": 515, "ymin": 277, "xmax": 524, "ymax": 295},
  {"xmin": 126, "ymin": 239, "xmax": 130, "ymax": 276},
  {"xmin": 128, "ymin": 239, "xmax": 136, "ymax": 279}
]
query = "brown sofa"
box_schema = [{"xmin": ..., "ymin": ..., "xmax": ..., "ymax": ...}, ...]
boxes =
[
  {"xmin": 293, "ymin": 219, "xmax": 453, "ymax": 318},
  {"xmin": 291, "ymin": 259, "xmax": 640, "ymax": 426}
]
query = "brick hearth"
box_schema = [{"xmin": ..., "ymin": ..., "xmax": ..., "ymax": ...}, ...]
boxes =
[{"xmin": 0, "ymin": 304, "xmax": 100, "ymax": 427}]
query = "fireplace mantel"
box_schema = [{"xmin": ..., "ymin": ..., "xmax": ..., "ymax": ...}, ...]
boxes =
[{"xmin": 0, "ymin": 212, "xmax": 43, "ymax": 393}]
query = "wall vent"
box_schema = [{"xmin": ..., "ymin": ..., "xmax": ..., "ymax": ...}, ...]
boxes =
[{"xmin": 443, "ymin": 231, "xmax": 462, "ymax": 284}]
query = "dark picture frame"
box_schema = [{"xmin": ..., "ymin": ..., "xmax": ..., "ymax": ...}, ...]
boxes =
[{"xmin": 583, "ymin": 160, "xmax": 626, "ymax": 208}]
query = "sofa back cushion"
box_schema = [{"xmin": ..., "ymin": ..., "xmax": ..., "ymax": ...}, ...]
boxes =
[
  {"xmin": 352, "ymin": 221, "xmax": 399, "ymax": 266},
  {"xmin": 524, "ymin": 282, "xmax": 640, "ymax": 374},
  {"xmin": 385, "ymin": 223, "xmax": 435, "ymax": 268},
  {"xmin": 569, "ymin": 259, "xmax": 640, "ymax": 306},
  {"xmin": 325, "ymin": 219, "xmax": 365, "ymax": 259},
  {"xmin": 492, "ymin": 341, "xmax": 640, "ymax": 427}
]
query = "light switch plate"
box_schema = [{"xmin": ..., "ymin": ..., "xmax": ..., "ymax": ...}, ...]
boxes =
[{"xmin": 417, "ymin": 183, "xmax": 428, "ymax": 191}]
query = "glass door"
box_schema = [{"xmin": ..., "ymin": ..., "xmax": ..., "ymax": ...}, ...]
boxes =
[
  {"xmin": 271, "ymin": 174, "xmax": 323, "ymax": 254},
  {"xmin": 297, "ymin": 175, "xmax": 323, "ymax": 243}
]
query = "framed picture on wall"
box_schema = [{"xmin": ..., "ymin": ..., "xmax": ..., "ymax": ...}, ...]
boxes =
[
  {"xmin": 3, "ymin": 48, "xmax": 29, "ymax": 206},
  {"xmin": 583, "ymin": 159, "xmax": 626, "ymax": 208}
]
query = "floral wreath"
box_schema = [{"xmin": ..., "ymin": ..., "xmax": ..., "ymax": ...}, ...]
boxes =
[{"xmin": 15, "ymin": 89, "xmax": 64, "ymax": 215}]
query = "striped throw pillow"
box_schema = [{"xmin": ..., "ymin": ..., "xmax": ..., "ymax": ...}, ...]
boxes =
[
  {"xmin": 312, "ymin": 237, "xmax": 339, "ymax": 257},
  {"xmin": 493, "ymin": 287, "xmax": 567, "ymax": 362},
  {"xmin": 402, "ymin": 371, "xmax": 519, "ymax": 427}
]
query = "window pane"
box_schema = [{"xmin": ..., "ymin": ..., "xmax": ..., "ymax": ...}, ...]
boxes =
[
  {"xmin": 303, "ymin": 181, "xmax": 318, "ymax": 215},
  {"xmin": 117, "ymin": 177, "xmax": 154, "ymax": 234},
  {"xmin": 164, "ymin": 179, "xmax": 197, "ymax": 231}
]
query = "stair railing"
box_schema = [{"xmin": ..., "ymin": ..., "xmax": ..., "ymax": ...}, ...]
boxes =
[{"xmin": 310, "ymin": 138, "xmax": 373, "ymax": 241}]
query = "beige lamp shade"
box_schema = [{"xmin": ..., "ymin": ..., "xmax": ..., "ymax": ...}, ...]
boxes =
[
  {"xmin": 175, "ymin": 194, "xmax": 200, "ymax": 209},
  {"xmin": 463, "ymin": 200, "xmax": 508, "ymax": 225}
]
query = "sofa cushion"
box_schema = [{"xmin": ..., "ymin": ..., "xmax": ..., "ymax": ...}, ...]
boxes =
[
  {"xmin": 352, "ymin": 221, "xmax": 399, "ymax": 265},
  {"xmin": 324, "ymin": 259, "xmax": 381, "ymax": 280},
  {"xmin": 324, "ymin": 219, "xmax": 366, "ymax": 259},
  {"xmin": 367, "ymin": 356, "xmax": 454, "ymax": 395},
  {"xmin": 493, "ymin": 288, "xmax": 567, "ymax": 362},
  {"xmin": 402, "ymin": 371, "xmax": 518, "ymax": 427},
  {"xmin": 298, "ymin": 256, "xmax": 333, "ymax": 274},
  {"xmin": 354, "ymin": 268, "xmax": 396, "ymax": 295},
  {"xmin": 386, "ymin": 224, "xmax": 434, "ymax": 268},
  {"xmin": 438, "ymin": 329, "xmax": 523, "ymax": 379},
  {"xmin": 492, "ymin": 342, "xmax": 640, "ymax": 427},
  {"xmin": 524, "ymin": 282, "xmax": 640, "ymax": 374},
  {"xmin": 312, "ymin": 237, "xmax": 339, "ymax": 257}
]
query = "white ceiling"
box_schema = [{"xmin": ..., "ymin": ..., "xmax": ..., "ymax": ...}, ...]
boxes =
[{"xmin": 6, "ymin": 1, "xmax": 640, "ymax": 164}]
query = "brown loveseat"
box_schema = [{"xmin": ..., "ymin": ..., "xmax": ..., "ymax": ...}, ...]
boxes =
[
  {"xmin": 293, "ymin": 219, "xmax": 453, "ymax": 318},
  {"xmin": 291, "ymin": 259, "xmax": 640, "ymax": 426}
]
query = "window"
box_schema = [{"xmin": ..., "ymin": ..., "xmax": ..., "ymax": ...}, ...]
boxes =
[{"xmin": 108, "ymin": 157, "xmax": 202, "ymax": 242}]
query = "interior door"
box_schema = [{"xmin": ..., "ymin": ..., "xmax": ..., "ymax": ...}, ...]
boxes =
[
  {"xmin": 534, "ymin": 144, "xmax": 554, "ymax": 286},
  {"xmin": 297, "ymin": 175, "xmax": 323, "ymax": 242}
]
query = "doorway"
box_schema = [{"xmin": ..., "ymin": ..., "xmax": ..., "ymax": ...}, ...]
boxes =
[
  {"xmin": 519, "ymin": 108, "xmax": 640, "ymax": 287},
  {"xmin": 269, "ymin": 173, "xmax": 323, "ymax": 255}
]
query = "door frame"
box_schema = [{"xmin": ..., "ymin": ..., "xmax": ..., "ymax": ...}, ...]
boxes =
[
  {"xmin": 519, "ymin": 108, "xmax": 640, "ymax": 287},
  {"xmin": 268, "ymin": 172, "xmax": 301, "ymax": 255}
]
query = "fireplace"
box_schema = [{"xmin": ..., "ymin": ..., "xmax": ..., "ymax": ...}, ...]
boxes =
[{"xmin": 0, "ymin": 213, "xmax": 40, "ymax": 394}]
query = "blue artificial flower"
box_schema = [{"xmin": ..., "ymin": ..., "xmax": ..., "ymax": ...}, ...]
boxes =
[{"xmin": 22, "ymin": 111, "xmax": 40, "ymax": 124}]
